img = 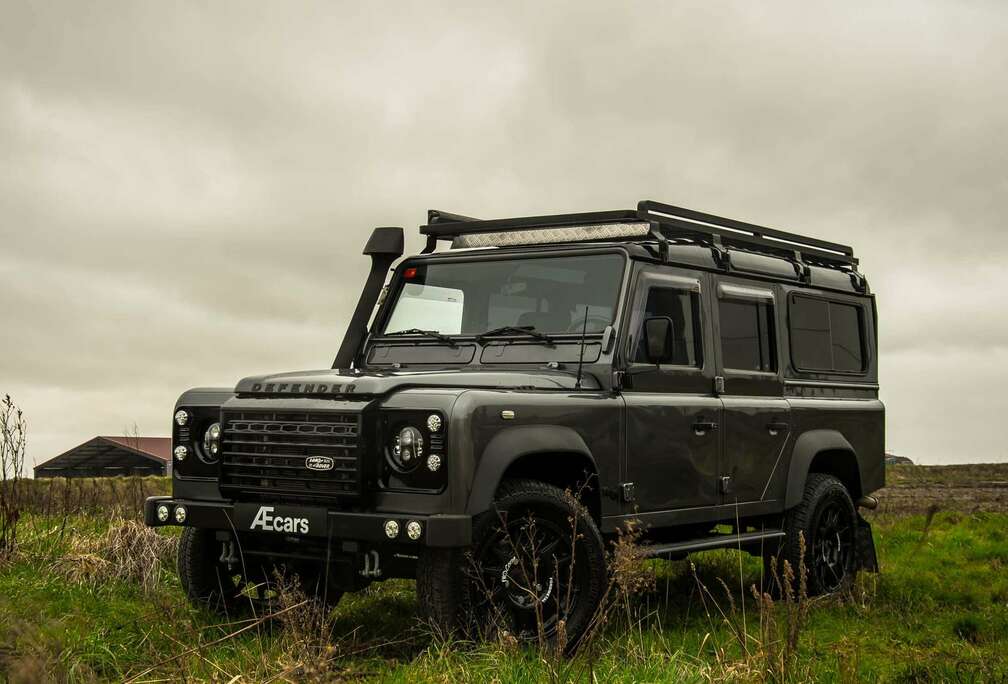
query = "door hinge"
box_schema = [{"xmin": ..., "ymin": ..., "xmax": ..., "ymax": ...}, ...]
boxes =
[
  {"xmin": 719, "ymin": 476, "xmax": 732, "ymax": 495},
  {"xmin": 620, "ymin": 482, "xmax": 636, "ymax": 503},
  {"xmin": 714, "ymin": 376, "xmax": 725, "ymax": 395}
]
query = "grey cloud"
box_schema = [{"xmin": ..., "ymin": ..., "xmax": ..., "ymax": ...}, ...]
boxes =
[{"xmin": 1, "ymin": 0, "xmax": 1007, "ymax": 466}]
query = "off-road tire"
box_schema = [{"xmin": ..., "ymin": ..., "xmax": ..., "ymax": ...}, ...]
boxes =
[
  {"xmin": 770, "ymin": 473, "xmax": 858, "ymax": 597},
  {"xmin": 177, "ymin": 528, "xmax": 343, "ymax": 615},
  {"xmin": 417, "ymin": 479, "xmax": 606, "ymax": 649},
  {"xmin": 177, "ymin": 527, "xmax": 245, "ymax": 614}
]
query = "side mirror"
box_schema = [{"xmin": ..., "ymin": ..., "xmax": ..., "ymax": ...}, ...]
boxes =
[{"xmin": 643, "ymin": 316, "xmax": 676, "ymax": 365}]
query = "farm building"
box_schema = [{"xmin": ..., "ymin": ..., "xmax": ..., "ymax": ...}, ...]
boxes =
[
  {"xmin": 885, "ymin": 452, "xmax": 915, "ymax": 465},
  {"xmin": 33, "ymin": 436, "xmax": 171, "ymax": 478}
]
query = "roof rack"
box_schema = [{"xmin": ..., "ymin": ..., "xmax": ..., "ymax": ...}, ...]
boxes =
[{"xmin": 420, "ymin": 200, "xmax": 857, "ymax": 269}]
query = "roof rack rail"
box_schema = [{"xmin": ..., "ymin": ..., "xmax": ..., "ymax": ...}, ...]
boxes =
[
  {"xmin": 419, "ymin": 200, "xmax": 857, "ymax": 268},
  {"xmin": 637, "ymin": 200, "xmax": 856, "ymax": 267}
]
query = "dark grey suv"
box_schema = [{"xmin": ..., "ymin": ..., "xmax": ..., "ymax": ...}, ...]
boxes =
[{"xmin": 146, "ymin": 200, "xmax": 882, "ymax": 646}]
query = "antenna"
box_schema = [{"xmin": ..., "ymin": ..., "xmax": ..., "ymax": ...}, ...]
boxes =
[{"xmin": 574, "ymin": 306, "xmax": 589, "ymax": 390}]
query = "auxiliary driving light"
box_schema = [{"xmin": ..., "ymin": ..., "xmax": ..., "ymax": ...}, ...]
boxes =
[
  {"xmin": 427, "ymin": 454, "xmax": 442, "ymax": 472},
  {"xmin": 174, "ymin": 506, "xmax": 187, "ymax": 523},
  {"xmin": 406, "ymin": 521, "xmax": 423, "ymax": 540},
  {"xmin": 173, "ymin": 445, "xmax": 188, "ymax": 461},
  {"xmin": 156, "ymin": 504, "xmax": 169, "ymax": 522},
  {"xmin": 174, "ymin": 409, "xmax": 190, "ymax": 426},
  {"xmin": 384, "ymin": 520, "xmax": 400, "ymax": 539},
  {"xmin": 426, "ymin": 414, "xmax": 442, "ymax": 433}
]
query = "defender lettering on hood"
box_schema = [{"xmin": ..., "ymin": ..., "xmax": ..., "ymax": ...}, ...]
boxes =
[{"xmin": 249, "ymin": 382, "xmax": 357, "ymax": 395}]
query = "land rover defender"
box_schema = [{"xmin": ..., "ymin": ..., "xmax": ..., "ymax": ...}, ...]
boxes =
[{"xmin": 146, "ymin": 200, "xmax": 883, "ymax": 644}]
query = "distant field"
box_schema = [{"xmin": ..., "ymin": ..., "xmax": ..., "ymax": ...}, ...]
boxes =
[
  {"xmin": 1, "ymin": 465, "xmax": 1006, "ymax": 682},
  {"xmin": 874, "ymin": 463, "xmax": 1008, "ymax": 516}
]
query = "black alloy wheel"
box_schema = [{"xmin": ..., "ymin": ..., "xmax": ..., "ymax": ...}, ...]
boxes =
[
  {"xmin": 809, "ymin": 497, "xmax": 856, "ymax": 593},
  {"xmin": 418, "ymin": 479, "xmax": 606, "ymax": 648},
  {"xmin": 773, "ymin": 473, "xmax": 858, "ymax": 596},
  {"xmin": 469, "ymin": 505, "xmax": 584, "ymax": 639}
]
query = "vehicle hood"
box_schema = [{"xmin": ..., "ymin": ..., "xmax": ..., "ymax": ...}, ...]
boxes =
[{"xmin": 234, "ymin": 367, "xmax": 600, "ymax": 397}]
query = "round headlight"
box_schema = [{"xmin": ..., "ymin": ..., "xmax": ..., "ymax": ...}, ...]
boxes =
[
  {"xmin": 384, "ymin": 520, "xmax": 400, "ymax": 538},
  {"xmin": 392, "ymin": 426, "xmax": 423, "ymax": 470},
  {"xmin": 203, "ymin": 422, "xmax": 222, "ymax": 459},
  {"xmin": 156, "ymin": 504, "xmax": 169, "ymax": 522},
  {"xmin": 426, "ymin": 414, "xmax": 442, "ymax": 433},
  {"xmin": 427, "ymin": 453, "xmax": 442, "ymax": 472},
  {"xmin": 173, "ymin": 445, "xmax": 188, "ymax": 461},
  {"xmin": 175, "ymin": 410, "xmax": 190, "ymax": 426},
  {"xmin": 174, "ymin": 506, "xmax": 187, "ymax": 523}
]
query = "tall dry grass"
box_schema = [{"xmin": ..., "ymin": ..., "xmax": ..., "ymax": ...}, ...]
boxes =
[
  {"xmin": 13, "ymin": 476, "xmax": 169, "ymax": 520},
  {"xmin": 52, "ymin": 518, "xmax": 178, "ymax": 593},
  {"xmin": 0, "ymin": 394, "xmax": 28, "ymax": 560}
]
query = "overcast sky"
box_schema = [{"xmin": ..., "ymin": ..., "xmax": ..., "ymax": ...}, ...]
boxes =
[{"xmin": 2, "ymin": 1, "xmax": 1006, "ymax": 468}]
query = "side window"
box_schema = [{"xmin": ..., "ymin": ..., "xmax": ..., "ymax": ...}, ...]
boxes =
[
  {"xmin": 634, "ymin": 288, "xmax": 702, "ymax": 367},
  {"xmin": 829, "ymin": 302, "xmax": 865, "ymax": 372},
  {"xmin": 718, "ymin": 299, "xmax": 776, "ymax": 372},
  {"xmin": 789, "ymin": 297, "xmax": 831, "ymax": 370},
  {"xmin": 788, "ymin": 295, "xmax": 866, "ymax": 373}
]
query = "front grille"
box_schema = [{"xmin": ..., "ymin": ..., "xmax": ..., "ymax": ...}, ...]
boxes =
[{"xmin": 220, "ymin": 410, "xmax": 363, "ymax": 503}]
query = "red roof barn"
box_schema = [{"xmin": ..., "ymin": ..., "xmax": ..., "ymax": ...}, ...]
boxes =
[{"xmin": 34, "ymin": 436, "xmax": 171, "ymax": 478}]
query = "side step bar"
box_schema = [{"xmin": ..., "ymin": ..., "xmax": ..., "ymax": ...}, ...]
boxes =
[{"xmin": 643, "ymin": 530, "xmax": 786, "ymax": 558}]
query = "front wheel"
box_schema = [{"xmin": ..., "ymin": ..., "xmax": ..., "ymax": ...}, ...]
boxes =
[
  {"xmin": 417, "ymin": 479, "xmax": 606, "ymax": 648},
  {"xmin": 771, "ymin": 473, "xmax": 858, "ymax": 596},
  {"xmin": 177, "ymin": 528, "xmax": 343, "ymax": 615}
]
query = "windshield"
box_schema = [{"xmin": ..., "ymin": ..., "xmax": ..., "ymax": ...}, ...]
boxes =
[{"xmin": 382, "ymin": 253, "xmax": 625, "ymax": 337}]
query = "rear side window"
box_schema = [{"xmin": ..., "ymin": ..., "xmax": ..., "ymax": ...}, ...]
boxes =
[
  {"xmin": 789, "ymin": 295, "xmax": 866, "ymax": 373},
  {"xmin": 634, "ymin": 288, "xmax": 702, "ymax": 367},
  {"xmin": 718, "ymin": 299, "xmax": 776, "ymax": 372},
  {"xmin": 828, "ymin": 302, "xmax": 865, "ymax": 372}
]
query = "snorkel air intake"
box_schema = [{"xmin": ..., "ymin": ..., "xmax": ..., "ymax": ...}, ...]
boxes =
[{"xmin": 332, "ymin": 227, "xmax": 404, "ymax": 370}]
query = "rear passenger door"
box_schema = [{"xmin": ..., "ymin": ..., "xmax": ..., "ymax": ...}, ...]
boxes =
[{"xmin": 713, "ymin": 278, "xmax": 791, "ymax": 509}]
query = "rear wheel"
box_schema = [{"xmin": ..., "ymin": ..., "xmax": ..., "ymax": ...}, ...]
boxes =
[
  {"xmin": 771, "ymin": 473, "xmax": 858, "ymax": 596},
  {"xmin": 417, "ymin": 479, "xmax": 606, "ymax": 647}
]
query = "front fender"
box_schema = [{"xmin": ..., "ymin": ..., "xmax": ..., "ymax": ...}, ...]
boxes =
[{"xmin": 465, "ymin": 425, "xmax": 595, "ymax": 515}]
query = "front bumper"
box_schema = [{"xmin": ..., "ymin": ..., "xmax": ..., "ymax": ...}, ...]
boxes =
[{"xmin": 144, "ymin": 496, "xmax": 471, "ymax": 548}]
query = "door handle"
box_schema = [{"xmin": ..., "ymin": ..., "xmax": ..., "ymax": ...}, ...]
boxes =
[
  {"xmin": 766, "ymin": 422, "xmax": 790, "ymax": 435},
  {"xmin": 692, "ymin": 420, "xmax": 719, "ymax": 435}
]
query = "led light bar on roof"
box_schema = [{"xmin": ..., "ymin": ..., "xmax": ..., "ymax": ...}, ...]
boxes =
[{"xmin": 452, "ymin": 222, "xmax": 650, "ymax": 249}]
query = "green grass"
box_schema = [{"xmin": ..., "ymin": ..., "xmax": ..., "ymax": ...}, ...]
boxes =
[{"xmin": 2, "ymin": 510, "xmax": 1007, "ymax": 682}]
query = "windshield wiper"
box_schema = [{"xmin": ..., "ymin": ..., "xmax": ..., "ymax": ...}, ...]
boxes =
[
  {"xmin": 383, "ymin": 328, "xmax": 457, "ymax": 347},
  {"xmin": 476, "ymin": 325, "xmax": 554, "ymax": 345}
]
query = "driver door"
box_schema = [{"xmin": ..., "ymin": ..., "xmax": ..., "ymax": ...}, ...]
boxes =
[{"xmin": 622, "ymin": 268, "xmax": 723, "ymax": 514}]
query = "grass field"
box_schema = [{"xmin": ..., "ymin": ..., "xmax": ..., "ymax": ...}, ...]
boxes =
[{"xmin": 1, "ymin": 466, "xmax": 1007, "ymax": 682}]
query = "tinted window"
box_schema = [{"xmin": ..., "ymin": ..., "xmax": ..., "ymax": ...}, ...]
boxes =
[
  {"xmin": 719, "ymin": 299, "xmax": 776, "ymax": 372},
  {"xmin": 789, "ymin": 297, "xmax": 831, "ymax": 370},
  {"xmin": 788, "ymin": 295, "xmax": 866, "ymax": 373},
  {"xmin": 634, "ymin": 288, "xmax": 702, "ymax": 367},
  {"xmin": 829, "ymin": 302, "xmax": 864, "ymax": 372}
]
